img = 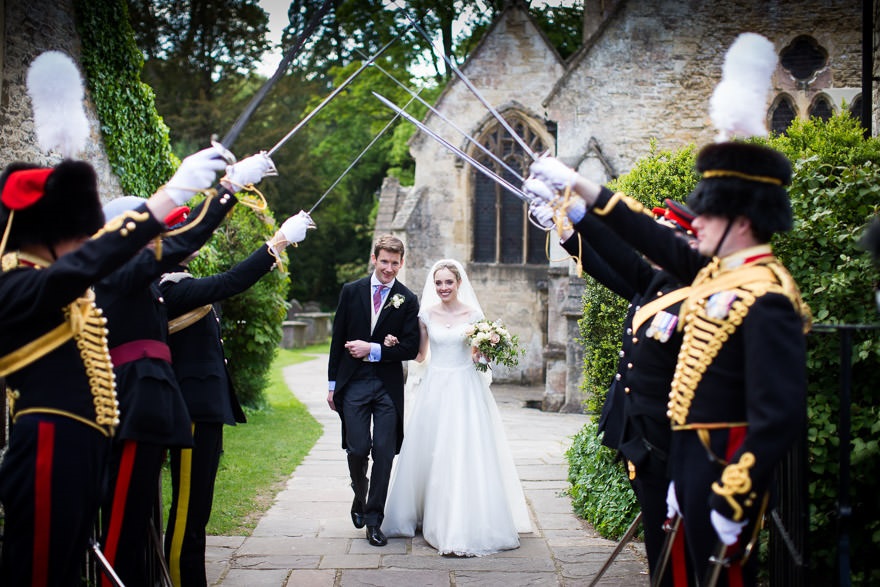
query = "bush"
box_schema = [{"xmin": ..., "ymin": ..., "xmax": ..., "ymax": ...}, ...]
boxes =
[
  {"xmin": 566, "ymin": 116, "xmax": 880, "ymax": 584},
  {"xmin": 189, "ymin": 200, "xmax": 289, "ymax": 408}
]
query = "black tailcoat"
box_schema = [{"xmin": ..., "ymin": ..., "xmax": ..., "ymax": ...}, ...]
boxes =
[{"xmin": 327, "ymin": 276, "xmax": 420, "ymax": 452}]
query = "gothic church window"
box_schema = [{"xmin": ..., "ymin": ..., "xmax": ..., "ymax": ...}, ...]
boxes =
[
  {"xmin": 770, "ymin": 95, "xmax": 797, "ymax": 135},
  {"xmin": 808, "ymin": 95, "xmax": 833, "ymax": 121},
  {"xmin": 780, "ymin": 35, "xmax": 828, "ymax": 83},
  {"xmin": 472, "ymin": 115, "xmax": 548, "ymax": 265}
]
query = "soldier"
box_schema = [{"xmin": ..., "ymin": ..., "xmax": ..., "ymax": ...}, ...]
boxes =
[
  {"xmin": 96, "ymin": 153, "xmax": 275, "ymax": 586},
  {"xmin": 529, "ymin": 194, "xmax": 697, "ymax": 585},
  {"xmin": 159, "ymin": 209, "xmax": 314, "ymax": 587},
  {"xmin": 0, "ymin": 148, "xmax": 226, "ymax": 585},
  {"xmin": 525, "ymin": 141, "xmax": 811, "ymax": 585}
]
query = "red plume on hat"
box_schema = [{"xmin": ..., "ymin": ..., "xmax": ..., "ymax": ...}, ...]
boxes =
[{"xmin": 652, "ymin": 199, "xmax": 696, "ymax": 235}]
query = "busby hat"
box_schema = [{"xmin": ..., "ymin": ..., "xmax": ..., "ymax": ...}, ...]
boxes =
[
  {"xmin": 0, "ymin": 160, "xmax": 104, "ymax": 254},
  {"xmin": 686, "ymin": 141, "xmax": 793, "ymax": 242}
]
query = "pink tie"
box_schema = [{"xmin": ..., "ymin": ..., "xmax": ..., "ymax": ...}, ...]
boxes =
[{"xmin": 373, "ymin": 285, "xmax": 385, "ymax": 313}]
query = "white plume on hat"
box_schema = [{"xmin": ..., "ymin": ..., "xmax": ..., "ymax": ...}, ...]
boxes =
[
  {"xmin": 26, "ymin": 51, "xmax": 90, "ymax": 158},
  {"xmin": 709, "ymin": 33, "xmax": 779, "ymax": 142}
]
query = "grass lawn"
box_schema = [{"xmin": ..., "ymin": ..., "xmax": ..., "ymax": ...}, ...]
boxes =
[{"xmin": 161, "ymin": 343, "xmax": 326, "ymax": 536}]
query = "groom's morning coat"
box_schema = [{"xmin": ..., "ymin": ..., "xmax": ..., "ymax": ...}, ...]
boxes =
[{"xmin": 328, "ymin": 276, "xmax": 420, "ymax": 452}]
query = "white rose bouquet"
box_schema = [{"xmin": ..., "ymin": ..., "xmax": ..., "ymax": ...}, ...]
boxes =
[{"xmin": 464, "ymin": 318, "xmax": 523, "ymax": 372}]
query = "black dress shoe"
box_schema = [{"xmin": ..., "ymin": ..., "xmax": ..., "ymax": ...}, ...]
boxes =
[
  {"xmin": 351, "ymin": 498, "xmax": 366, "ymax": 529},
  {"xmin": 366, "ymin": 525, "xmax": 387, "ymax": 547}
]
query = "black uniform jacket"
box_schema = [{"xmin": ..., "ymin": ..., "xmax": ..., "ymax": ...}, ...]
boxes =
[
  {"xmin": 588, "ymin": 187, "xmax": 808, "ymax": 521},
  {"xmin": 327, "ymin": 276, "xmax": 420, "ymax": 452},
  {"xmin": 159, "ymin": 244, "xmax": 278, "ymax": 424},
  {"xmin": 563, "ymin": 212, "xmax": 687, "ymax": 475},
  {"xmin": 0, "ymin": 204, "xmax": 164, "ymax": 435},
  {"xmin": 96, "ymin": 190, "xmax": 237, "ymax": 446}
]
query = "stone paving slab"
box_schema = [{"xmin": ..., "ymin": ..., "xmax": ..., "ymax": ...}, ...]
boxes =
[{"xmin": 206, "ymin": 354, "xmax": 649, "ymax": 586}]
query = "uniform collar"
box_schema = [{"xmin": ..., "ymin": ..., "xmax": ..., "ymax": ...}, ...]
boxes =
[{"xmin": 719, "ymin": 244, "xmax": 774, "ymax": 271}]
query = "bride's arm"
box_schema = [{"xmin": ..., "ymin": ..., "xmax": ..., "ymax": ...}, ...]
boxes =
[{"xmin": 413, "ymin": 318, "xmax": 429, "ymax": 363}]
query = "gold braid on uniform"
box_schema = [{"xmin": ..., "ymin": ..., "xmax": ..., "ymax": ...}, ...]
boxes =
[
  {"xmin": 668, "ymin": 253, "xmax": 810, "ymax": 427},
  {"xmin": 592, "ymin": 192, "xmax": 656, "ymax": 219},
  {"xmin": 711, "ymin": 452, "xmax": 757, "ymax": 521},
  {"xmin": 0, "ymin": 254, "xmax": 119, "ymax": 436},
  {"xmin": 70, "ymin": 290, "xmax": 120, "ymax": 435}
]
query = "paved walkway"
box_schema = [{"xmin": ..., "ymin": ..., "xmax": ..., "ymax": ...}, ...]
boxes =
[{"xmin": 205, "ymin": 355, "xmax": 648, "ymax": 586}]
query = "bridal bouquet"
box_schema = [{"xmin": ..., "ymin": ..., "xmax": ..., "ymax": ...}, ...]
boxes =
[{"xmin": 464, "ymin": 318, "xmax": 523, "ymax": 372}]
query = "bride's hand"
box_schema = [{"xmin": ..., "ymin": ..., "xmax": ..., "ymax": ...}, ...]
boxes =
[
  {"xmin": 472, "ymin": 347, "xmax": 485, "ymax": 364},
  {"xmin": 384, "ymin": 334, "xmax": 399, "ymax": 347}
]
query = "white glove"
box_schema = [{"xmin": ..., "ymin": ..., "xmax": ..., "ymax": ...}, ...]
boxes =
[
  {"xmin": 279, "ymin": 210, "xmax": 315, "ymax": 244},
  {"xmin": 666, "ymin": 481, "xmax": 681, "ymax": 519},
  {"xmin": 710, "ymin": 510, "xmax": 748, "ymax": 546},
  {"xmin": 522, "ymin": 177, "xmax": 557, "ymax": 204},
  {"xmin": 529, "ymin": 155, "xmax": 577, "ymax": 192},
  {"xmin": 224, "ymin": 152, "xmax": 277, "ymax": 188},
  {"xmin": 164, "ymin": 147, "xmax": 230, "ymax": 205},
  {"xmin": 528, "ymin": 201, "xmax": 555, "ymax": 229}
]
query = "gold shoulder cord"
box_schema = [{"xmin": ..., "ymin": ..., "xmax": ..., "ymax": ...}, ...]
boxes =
[
  {"xmin": 0, "ymin": 257, "xmax": 119, "ymax": 436},
  {"xmin": 168, "ymin": 305, "xmax": 213, "ymax": 334},
  {"xmin": 542, "ymin": 184, "xmax": 585, "ymax": 275}
]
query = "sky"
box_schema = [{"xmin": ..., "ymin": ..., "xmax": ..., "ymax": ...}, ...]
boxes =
[{"xmin": 255, "ymin": 0, "xmax": 580, "ymax": 77}]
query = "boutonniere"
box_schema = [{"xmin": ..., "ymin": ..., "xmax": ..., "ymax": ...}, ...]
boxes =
[{"xmin": 385, "ymin": 293, "xmax": 405, "ymax": 310}]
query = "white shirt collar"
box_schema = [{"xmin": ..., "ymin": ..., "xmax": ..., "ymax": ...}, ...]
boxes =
[{"xmin": 371, "ymin": 274, "xmax": 395, "ymax": 290}]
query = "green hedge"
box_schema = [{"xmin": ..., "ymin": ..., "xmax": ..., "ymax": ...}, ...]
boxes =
[{"xmin": 568, "ymin": 116, "xmax": 880, "ymax": 584}]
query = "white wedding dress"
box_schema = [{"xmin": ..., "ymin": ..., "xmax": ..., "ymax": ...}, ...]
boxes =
[{"xmin": 382, "ymin": 309, "xmax": 532, "ymax": 556}]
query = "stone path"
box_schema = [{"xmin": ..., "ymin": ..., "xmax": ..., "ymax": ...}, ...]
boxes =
[{"xmin": 205, "ymin": 355, "xmax": 648, "ymax": 586}]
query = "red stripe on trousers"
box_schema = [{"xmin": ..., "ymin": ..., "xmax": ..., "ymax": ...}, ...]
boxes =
[
  {"xmin": 725, "ymin": 426, "xmax": 747, "ymax": 587},
  {"xmin": 671, "ymin": 523, "xmax": 688, "ymax": 586},
  {"xmin": 33, "ymin": 421, "xmax": 55, "ymax": 587},
  {"xmin": 102, "ymin": 440, "xmax": 137, "ymax": 587}
]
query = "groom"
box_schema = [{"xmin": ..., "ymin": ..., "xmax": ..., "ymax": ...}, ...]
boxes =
[{"xmin": 327, "ymin": 234, "xmax": 420, "ymax": 546}]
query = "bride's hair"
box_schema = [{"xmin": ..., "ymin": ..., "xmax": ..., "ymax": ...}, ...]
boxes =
[{"xmin": 432, "ymin": 261, "xmax": 461, "ymax": 283}]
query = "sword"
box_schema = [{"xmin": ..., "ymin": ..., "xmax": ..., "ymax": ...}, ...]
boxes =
[
  {"xmin": 90, "ymin": 539, "xmax": 126, "ymax": 587},
  {"xmin": 371, "ymin": 91, "xmax": 531, "ymax": 203},
  {"xmin": 588, "ymin": 511, "xmax": 643, "ymax": 587},
  {"xmin": 308, "ymin": 89, "xmax": 422, "ymax": 214},
  {"xmin": 651, "ymin": 515, "xmax": 682, "ymax": 587},
  {"xmin": 266, "ymin": 30, "xmax": 408, "ymax": 158},
  {"xmin": 703, "ymin": 541, "xmax": 729, "ymax": 587},
  {"xmin": 217, "ymin": 0, "xmax": 333, "ymax": 151},
  {"xmin": 395, "ymin": 5, "xmax": 540, "ymax": 161},
  {"xmin": 354, "ymin": 48, "xmax": 524, "ymax": 181}
]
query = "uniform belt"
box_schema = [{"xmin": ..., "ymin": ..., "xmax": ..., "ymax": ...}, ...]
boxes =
[{"xmin": 109, "ymin": 339, "xmax": 172, "ymax": 367}]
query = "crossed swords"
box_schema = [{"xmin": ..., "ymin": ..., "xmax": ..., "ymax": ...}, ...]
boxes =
[{"xmin": 210, "ymin": 4, "xmax": 542, "ymax": 217}]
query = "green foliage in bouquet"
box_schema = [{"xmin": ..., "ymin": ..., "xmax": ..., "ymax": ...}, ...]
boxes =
[{"xmin": 465, "ymin": 318, "xmax": 524, "ymax": 373}]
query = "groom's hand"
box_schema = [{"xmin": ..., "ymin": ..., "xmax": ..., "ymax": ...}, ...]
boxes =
[
  {"xmin": 344, "ymin": 340, "xmax": 370, "ymax": 359},
  {"xmin": 327, "ymin": 390, "xmax": 336, "ymax": 412}
]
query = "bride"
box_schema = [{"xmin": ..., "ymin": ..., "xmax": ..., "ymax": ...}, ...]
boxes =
[{"xmin": 382, "ymin": 259, "xmax": 531, "ymax": 556}]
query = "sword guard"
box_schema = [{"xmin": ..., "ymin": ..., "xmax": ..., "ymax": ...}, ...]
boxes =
[{"xmin": 210, "ymin": 138, "xmax": 237, "ymax": 165}]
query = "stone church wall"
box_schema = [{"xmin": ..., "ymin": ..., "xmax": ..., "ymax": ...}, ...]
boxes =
[{"xmin": 0, "ymin": 0, "xmax": 122, "ymax": 201}]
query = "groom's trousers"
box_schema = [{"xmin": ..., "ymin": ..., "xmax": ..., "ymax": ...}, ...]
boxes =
[{"xmin": 341, "ymin": 368, "xmax": 398, "ymax": 528}]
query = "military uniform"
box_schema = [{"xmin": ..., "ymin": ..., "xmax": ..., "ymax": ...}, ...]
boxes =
[
  {"xmin": 158, "ymin": 243, "xmax": 278, "ymax": 586},
  {"xmin": 97, "ymin": 188, "xmax": 238, "ymax": 586},
  {"xmin": 587, "ymin": 170, "xmax": 810, "ymax": 585},
  {"xmin": 562, "ymin": 204, "xmax": 693, "ymax": 585},
  {"xmin": 0, "ymin": 190, "xmax": 164, "ymax": 585}
]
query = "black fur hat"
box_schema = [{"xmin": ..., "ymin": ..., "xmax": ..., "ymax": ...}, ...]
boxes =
[
  {"xmin": 0, "ymin": 159, "xmax": 104, "ymax": 251},
  {"xmin": 686, "ymin": 142, "xmax": 793, "ymax": 242}
]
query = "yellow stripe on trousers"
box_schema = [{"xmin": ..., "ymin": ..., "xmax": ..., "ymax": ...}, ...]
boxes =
[{"xmin": 169, "ymin": 423, "xmax": 196, "ymax": 587}]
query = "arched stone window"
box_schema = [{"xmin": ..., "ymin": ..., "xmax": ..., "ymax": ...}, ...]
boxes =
[
  {"xmin": 808, "ymin": 94, "xmax": 834, "ymax": 121},
  {"xmin": 471, "ymin": 114, "xmax": 548, "ymax": 265},
  {"xmin": 780, "ymin": 35, "xmax": 828, "ymax": 83},
  {"xmin": 769, "ymin": 95, "xmax": 797, "ymax": 135},
  {"xmin": 848, "ymin": 95, "xmax": 862, "ymax": 119}
]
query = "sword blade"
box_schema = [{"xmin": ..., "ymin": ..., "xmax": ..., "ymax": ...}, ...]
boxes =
[
  {"xmin": 219, "ymin": 0, "xmax": 333, "ymax": 149},
  {"xmin": 354, "ymin": 48, "xmax": 523, "ymax": 181},
  {"xmin": 396, "ymin": 5, "xmax": 539, "ymax": 161},
  {"xmin": 588, "ymin": 511, "xmax": 643, "ymax": 587},
  {"xmin": 703, "ymin": 541, "xmax": 728, "ymax": 587},
  {"xmin": 267, "ymin": 29, "xmax": 407, "ymax": 157},
  {"xmin": 372, "ymin": 92, "xmax": 531, "ymax": 203},
  {"xmin": 308, "ymin": 90, "xmax": 422, "ymax": 214},
  {"xmin": 651, "ymin": 515, "xmax": 681, "ymax": 587}
]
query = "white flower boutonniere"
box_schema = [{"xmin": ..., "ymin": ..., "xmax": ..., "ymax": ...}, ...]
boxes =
[{"xmin": 386, "ymin": 293, "xmax": 405, "ymax": 309}]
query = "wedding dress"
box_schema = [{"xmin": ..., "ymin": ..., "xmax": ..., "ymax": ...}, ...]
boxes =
[{"xmin": 383, "ymin": 261, "xmax": 531, "ymax": 556}]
